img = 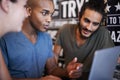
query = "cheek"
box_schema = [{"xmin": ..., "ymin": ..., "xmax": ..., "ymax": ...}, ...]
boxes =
[
  {"xmin": 35, "ymin": 17, "xmax": 43, "ymax": 26},
  {"xmin": 32, "ymin": 13, "xmax": 42, "ymax": 23},
  {"xmin": 13, "ymin": 9, "xmax": 25, "ymax": 30},
  {"xmin": 80, "ymin": 20, "xmax": 87, "ymax": 27},
  {"xmin": 15, "ymin": 8, "xmax": 24, "ymax": 22},
  {"xmin": 92, "ymin": 26, "xmax": 99, "ymax": 32},
  {"xmin": 31, "ymin": 15, "xmax": 44, "ymax": 30},
  {"xmin": 36, "ymin": 16, "xmax": 45, "ymax": 27}
]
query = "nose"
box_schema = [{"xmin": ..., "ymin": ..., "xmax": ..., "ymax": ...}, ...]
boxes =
[
  {"xmin": 86, "ymin": 23, "xmax": 92, "ymax": 30},
  {"xmin": 46, "ymin": 15, "xmax": 52, "ymax": 23}
]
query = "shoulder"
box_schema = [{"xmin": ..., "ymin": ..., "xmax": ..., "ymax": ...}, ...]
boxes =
[
  {"xmin": 61, "ymin": 24, "xmax": 76, "ymax": 29},
  {"xmin": 59, "ymin": 24, "xmax": 77, "ymax": 33},
  {"xmin": 93, "ymin": 26, "xmax": 110, "ymax": 38},
  {"xmin": 38, "ymin": 32, "xmax": 51, "ymax": 40},
  {"xmin": 38, "ymin": 32, "xmax": 53, "ymax": 46},
  {"xmin": 0, "ymin": 32, "xmax": 22, "ymax": 47},
  {"xmin": 97, "ymin": 26, "xmax": 109, "ymax": 35},
  {"xmin": 1, "ymin": 32, "xmax": 22, "ymax": 40}
]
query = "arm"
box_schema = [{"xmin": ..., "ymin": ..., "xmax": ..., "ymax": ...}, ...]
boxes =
[
  {"xmin": 0, "ymin": 49, "xmax": 61, "ymax": 80},
  {"xmin": 45, "ymin": 56, "xmax": 68, "ymax": 78},
  {"xmin": 0, "ymin": 51, "xmax": 41, "ymax": 80},
  {"xmin": 45, "ymin": 55, "xmax": 83, "ymax": 79},
  {"xmin": 53, "ymin": 43, "xmax": 83, "ymax": 78},
  {"xmin": 0, "ymin": 37, "xmax": 61, "ymax": 80},
  {"xmin": 0, "ymin": 50, "xmax": 12, "ymax": 80},
  {"xmin": 53, "ymin": 44, "xmax": 62, "ymax": 63},
  {"xmin": 12, "ymin": 75, "xmax": 61, "ymax": 80}
]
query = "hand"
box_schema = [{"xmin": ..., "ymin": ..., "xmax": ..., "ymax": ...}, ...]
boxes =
[
  {"xmin": 40, "ymin": 75, "xmax": 62, "ymax": 80},
  {"xmin": 66, "ymin": 57, "xmax": 83, "ymax": 78},
  {"xmin": 117, "ymin": 57, "xmax": 120, "ymax": 64}
]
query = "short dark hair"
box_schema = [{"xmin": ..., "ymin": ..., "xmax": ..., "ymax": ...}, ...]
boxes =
[{"xmin": 79, "ymin": 0, "xmax": 106, "ymax": 20}]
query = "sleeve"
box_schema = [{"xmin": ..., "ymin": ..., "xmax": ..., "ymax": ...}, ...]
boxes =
[
  {"xmin": 55, "ymin": 25, "xmax": 67, "ymax": 47},
  {"xmin": 99, "ymin": 27, "xmax": 115, "ymax": 49},
  {"xmin": 0, "ymin": 37, "xmax": 9, "ymax": 66},
  {"xmin": 47, "ymin": 34, "xmax": 54, "ymax": 58},
  {"xmin": 55, "ymin": 29, "xmax": 62, "ymax": 46}
]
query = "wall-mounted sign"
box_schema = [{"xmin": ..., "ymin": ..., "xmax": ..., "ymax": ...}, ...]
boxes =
[
  {"xmin": 106, "ymin": 0, "xmax": 120, "ymax": 46},
  {"xmin": 52, "ymin": 0, "xmax": 87, "ymax": 19}
]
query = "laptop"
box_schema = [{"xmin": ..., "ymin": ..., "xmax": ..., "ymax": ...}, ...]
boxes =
[{"xmin": 89, "ymin": 46, "xmax": 120, "ymax": 80}]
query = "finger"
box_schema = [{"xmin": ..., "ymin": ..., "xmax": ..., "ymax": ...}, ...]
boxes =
[
  {"xmin": 70, "ymin": 74, "xmax": 82, "ymax": 79},
  {"xmin": 76, "ymin": 66, "xmax": 80, "ymax": 70},
  {"xmin": 69, "ymin": 70, "xmax": 82, "ymax": 78},
  {"xmin": 69, "ymin": 69, "xmax": 82, "ymax": 76},
  {"xmin": 70, "ymin": 57, "xmax": 78, "ymax": 64},
  {"xmin": 69, "ymin": 66, "xmax": 83, "ymax": 76},
  {"xmin": 76, "ymin": 63, "xmax": 83, "ymax": 70},
  {"xmin": 69, "ymin": 57, "xmax": 77, "ymax": 66},
  {"xmin": 69, "ymin": 71, "xmax": 73, "ymax": 76},
  {"xmin": 73, "ymin": 57, "xmax": 77, "ymax": 63},
  {"xmin": 71, "ymin": 68, "xmax": 83, "ymax": 74}
]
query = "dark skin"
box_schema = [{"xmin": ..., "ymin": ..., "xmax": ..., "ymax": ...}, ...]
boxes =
[{"xmin": 12, "ymin": 0, "xmax": 83, "ymax": 80}]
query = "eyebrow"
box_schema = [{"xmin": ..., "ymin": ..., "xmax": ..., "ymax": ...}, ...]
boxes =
[
  {"xmin": 93, "ymin": 22, "xmax": 100, "ymax": 25},
  {"xmin": 41, "ymin": 9, "xmax": 50, "ymax": 12},
  {"xmin": 42, "ymin": 8, "xmax": 54, "ymax": 12},
  {"xmin": 84, "ymin": 17, "xmax": 100, "ymax": 24},
  {"xmin": 84, "ymin": 18, "xmax": 90, "ymax": 22}
]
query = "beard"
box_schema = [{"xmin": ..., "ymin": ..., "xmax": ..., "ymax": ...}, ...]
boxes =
[{"xmin": 78, "ymin": 23, "xmax": 93, "ymax": 39}]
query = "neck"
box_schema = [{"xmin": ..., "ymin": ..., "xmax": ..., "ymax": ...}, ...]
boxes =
[
  {"xmin": 75, "ymin": 28, "xmax": 87, "ymax": 46},
  {"xmin": 22, "ymin": 18, "xmax": 38, "ymax": 44},
  {"xmin": 22, "ymin": 18, "xmax": 37, "ymax": 36}
]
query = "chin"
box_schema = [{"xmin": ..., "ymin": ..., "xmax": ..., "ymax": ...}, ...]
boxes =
[
  {"xmin": 10, "ymin": 27, "xmax": 21, "ymax": 33},
  {"xmin": 81, "ymin": 33, "xmax": 91, "ymax": 39},
  {"xmin": 40, "ymin": 29, "xmax": 47, "ymax": 32},
  {"xmin": 17, "ymin": 28, "xmax": 22, "ymax": 32},
  {"xmin": 14, "ymin": 23, "xmax": 22, "ymax": 32},
  {"xmin": 16, "ymin": 26, "xmax": 22, "ymax": 32}
]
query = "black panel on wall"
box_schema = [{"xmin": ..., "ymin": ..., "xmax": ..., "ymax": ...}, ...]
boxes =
[{"xmin": 106, "ymin": 0, "xmax": 120, "ymax": 46}]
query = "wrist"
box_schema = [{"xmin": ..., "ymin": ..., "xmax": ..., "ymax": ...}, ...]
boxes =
[{"xmin": 63, "ymin": 68, "xmax": 69, "ymax": 78}]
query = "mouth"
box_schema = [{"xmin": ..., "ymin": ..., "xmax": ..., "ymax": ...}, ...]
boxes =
[
  {"xmin": 82, "ymin": 29, "xmax": 92, "ymax": 35},
  {"xmin": 44, "ymin": 25, "xmax": 49, "ymax": 29}
]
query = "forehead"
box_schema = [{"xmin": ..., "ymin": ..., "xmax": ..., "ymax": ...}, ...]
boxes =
[
  {"xmin": 34, "ymin": 0, "xmax": 54, "ymax": 12},
  {"xmin": 82, "ymin": 9, "xmax": 102, "ymax": 22}
]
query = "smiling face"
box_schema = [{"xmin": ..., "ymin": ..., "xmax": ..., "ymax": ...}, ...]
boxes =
[
  {"xmin": 28, "ymin": 0, "xmax": 54, "ymax": 32},
  {"xmin": 78, "ymin": 8, "xmax": 102, "ymax": 39}
]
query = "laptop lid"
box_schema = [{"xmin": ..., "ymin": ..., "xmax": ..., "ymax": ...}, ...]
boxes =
[{"xmin": 89, "ymin": 46, "xmax": 120, "ymax": 80}]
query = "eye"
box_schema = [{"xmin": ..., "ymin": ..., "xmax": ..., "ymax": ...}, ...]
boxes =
[
  {"xmin": 84, "ymin": 18, "xmax": 90, "ymax": 23},
  {"xmin": 40, "ymin": 11, "xmax": 49, "ymax": 16},
  {"xmin": 93, "ymin": 22, "xmax": 100, "ymax": 26},
  {"xmin": 41, "ymin": 12, "xmax": 47, "ymax": 16}
]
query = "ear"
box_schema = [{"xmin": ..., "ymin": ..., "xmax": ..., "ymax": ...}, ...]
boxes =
[
  {"xmin": 26, "ymin": 7, "xmax": 32, "ymax": 16},
  {"xmin": 0, "ymin": 0, "xmax": 9, "ymax": 13}
]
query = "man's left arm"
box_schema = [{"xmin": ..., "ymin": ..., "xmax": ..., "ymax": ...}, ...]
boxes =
[{"xmin": 45, "ymin": 56, "xmax": 83, "ymax": 79}]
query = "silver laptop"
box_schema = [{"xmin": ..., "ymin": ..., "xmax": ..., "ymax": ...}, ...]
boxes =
[{"xmin": 89, "ymin": 46, "xmax": 120, "ymax": 80}]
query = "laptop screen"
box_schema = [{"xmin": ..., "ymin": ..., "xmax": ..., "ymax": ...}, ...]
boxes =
[{"xmin": 89, "ymin": 46, "xmax": 120, "ymax": 80}]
